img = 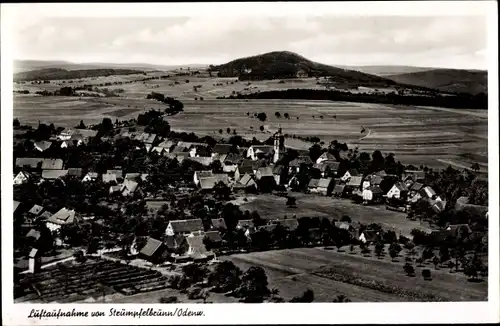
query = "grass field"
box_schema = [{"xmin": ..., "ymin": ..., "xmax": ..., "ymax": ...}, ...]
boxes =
[
  {"xmin": 13, "ymin": 72, "xmax": 488, "ymax": 171},
  {"xmin": 221, "ymin": 247, "xmax": 488, "ymax": 302},
  {"xmin": 238, "ymin": 193, "xmax": 430, "ymax": 236}
]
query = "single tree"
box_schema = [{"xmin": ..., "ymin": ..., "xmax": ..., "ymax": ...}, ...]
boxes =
[
  {"xmin": 219, "ymin": 129, "xmax": 223, "ymax": 134},
  {"xmin": 375, "ymin": 241, "xmax": 385, "ymax": 258},
  {"xmin": 332, "ymin": 295, "xmax": 351, "ymax": 303},
  {"xmin": 432, "ymin": 256, "xmax": 440, "ymax": 269},
  {"xmin": 389, "ymin": 247, "xmax": 399, "ymax": 261},
  {"xmin": 290, "ymin": 289, "xmax": 314, "ymax": 302},
  {"xmin": 259, "ymin": 125, "xmax": 264, "ymax": 132},
  {"xmin": 403, "ymin": 263, "xmax": 416, "ymax": 276},
  {"xmin": 227, "ymin": 127, "xmax": 231, "ymax": 134},
  {"xmin": 349, "ymin": 244, "xmax": 355, "ymax": 254},
  {"xmin": 13, "ymin": 118, "xmax": 20, "ymax": 127},
  {"xmin": 284, "ymin": 113, "xmax": 290, "ymax": 119},
  {"xmin": 422, "ymin": 269, "xmax": 432, "ymax": 280},
  {"xmin": 275, "ymin": 112, "xmax": 281, "ymax": 118}
]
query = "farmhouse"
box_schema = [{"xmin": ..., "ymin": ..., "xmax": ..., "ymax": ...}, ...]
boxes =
[
  {"xmin": 106, "ymin": 169, "xmax": 123, "ymax": 179},
  {"xmin": 136, "ymin": 132, "xmax": 157, "ymax": 145},
  {"xmin": 41, "ymin": 159, "xmax": 64, "ymax": 170},
  {"xmin": 271, "ymin": 218, "xmax": 299, "ymax": 231},
  {"xmin": 234, "ymin": 164, "xmax": 254, "ymax": 181},
  {"xmin": 124, "ymin": 173, "xmax": 141, "ymax": 181},
  {"xmin": 41, "ymin": 169, "xmax": 69, "ymax": 180},
  {"xmin": 67, "ymin": 168, "xmax": 83, "ymax": 178},
  {"xmin": 194, "ymin": 171, "xmax": 213, "ymax": 186},
  {"xmin": 157, "ymin": 140, "xmax": 176, "ymax": 152},
  {"xmin": 185, "ymin": 234, "xmax": 213, "ymax": 260},
  {"xmin": 212, "ymin": 144, "xmax": 233, "ymax": 157},
  {"xmin": 223, "ymin": 153, "xmax": 242, "ymax": 165},
  {"xmin": 332, "ymin": 185, "xmax": 347, "ymax": 197},
  {"xmin": 82, "ymin": 172, "xmax": 98, "ymax": 182},
  {"xmin": 121, "ymin": 179, "xmax": 139, "ymax": 196},
  {"xmin": 15, "ymin": 158, "xmax": 44, "ymax": 169},
  {"xmin": 316, "ymin": 178, "xmax": 333, "ymax": 195},
  {"xmin": 165, "ymin": 219, "xmax": 204, "ymax": 236},
  {"xmin": 34, "ymin": 141, "xmax": 53, "ymax": 152},
  {"xmin": 345, "ymin": 176, "xmax": 363, "ymax": 190},
  {"xmin": 187, "ymin": 156, "xmax": 214, "ymax": 166},
  {"xmin": 165, "ymin": 234, "xmax": 188, "ymax": 253},
  {"xmin": 236, "ymin": 219, "xmax": 255, "ymax": 231},
  {"xmin": 289, "ymin": 156, "xmax": 313, "ymax": 174},
  {"xmin": 139, "ymin": 237, "xmax": 165, "ymax": 264},
  {"xmin": 204, "ymin": 230, "xmax": 223, "ymax": 244},
  {"xmin": 232, "ymin": 173, "xmax": 257, "ymax": 192},
  {"xmin": 386, "ymin": 182, "xmax": 409, "ymax": 199},
  {"xmin": 359, "ymin": 230, "xmax": 380, "ymax": 244},
  {"xmin": 199, "ymin": 177, "xmax": 217, "ymax": 191},
  {"xmin": 102, "ymin": 173, "xmax": 118, "ymax": 184},
  {"xmin": 247, "ymin": 145, "xmax": 274, "ymax": 161},
  {"xmin": 314, "ymin": 161, "xmax": 340, "ymax": 178},
  {"xmin": 316, "ymin": 152, "xmax": 336, "ymax": 165},
  {"xmin": 419, "ymin": 186, "xmax": 441, "ymax": 201},
  {"xmin": 256, "ymin": 167, "xmax": 273, "ymax": 180},
  {"xmin": 151, "ymin": 147, "xmax": 165, "ymax": 155},
  {"xmin": 28, "ymin": 204, "xmax": 45, "ymax": 217},
  {"xmin": 308, "ymin": 178, "xmax": 320, "ymax": 192},
  {"xmin": 403, "ymin": 170, "xmax": 426, "ymax": 183},
  {"xmin": 13, "ymin": 171, "xmax": 32, "ymax": 185},
  {"xmin": 341, "ymin": 169, "xmax": 360, "ymax": 182},
  {"xmin": 46, "ymin": 208, "xmax": 78, "ymax": 232},
  {"xmin": 362, "ymin": 186, "xmax": 384, "ymax": 203},
  {"xmin": 210, "ymin": 218, "xmax": 227, "ymax": 231}
]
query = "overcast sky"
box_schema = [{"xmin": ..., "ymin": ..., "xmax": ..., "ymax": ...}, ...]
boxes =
[{"xmin": 13, "ymin": 16, "xmax": 487, "ymax": 69}]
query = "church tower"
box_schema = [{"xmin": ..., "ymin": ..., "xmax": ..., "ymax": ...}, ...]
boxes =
[{"xmin": 273, "ymin": 126, "xmax": 285, "ymax": 163}]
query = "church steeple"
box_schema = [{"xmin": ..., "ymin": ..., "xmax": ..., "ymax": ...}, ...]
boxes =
[{"xmin": 273, "ymin": 125, "xmax": 285, "ymax": 163}]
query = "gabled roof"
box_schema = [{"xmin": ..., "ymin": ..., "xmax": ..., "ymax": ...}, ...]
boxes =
[
  {"xmin": 367, "ymin": 186, "xmax": 384, "ymax": 194},
  {"xmin": 419, "ymin": 186, "xmax": 436, "ymax": 198},
  {"xmin": 272, "ymin": 165, "xmax": 284, "ymax": 175},
  {"xmin": 47, "ymin": 208, "xmax": 76, "ymax": 225},
  {"xmin": 38, "ymin": 211, "xmax": 53, "ymax": 220},
  {"xmin": 333, "ymin": 185, "xmax": 346, "ymax": 194},
  {"xmin": 313, "ymin": 161, "xmax": 340, "ymax": 172},
  {"xmin": 250, "ymin": 145, "xmax": 274, "ymax": 154},
  {"xmin": 186, "ymin": 234, "xmax": 208, "ymax": 255},
  {"xmin": 375, "ymin": 170, "xmax": 387, "ymax": 177},
  {"xmin": 318, "ymin": 152, "xmax": 336, "ymax": 161},
  {"xmin": 272, "ymin": 218, "xmax": 299, "ymax": 231},
  {"xmin": 257, "ymin": 166, "xmax": 273, "ymax": 178},
  {"xmin": 26, "ymin": 229, "xmax": 41, "ymax": 240},
  {"xmin": 136, "ymin": 132, "xmax": 157, "ymax": 144},
  {"xmin": 29, "ymin": 248, "xmax": 41, "ymax": 258},
  {"xmin": 74, "ymin": 129, "xmax": 98, "ymax": 138},
  {"xmin": 195, "ymin": 171, "xmax": 214, "ymax": 179},
  {"xmin": 157, "ymin": 139, "xmax": 176, "ymax": 150},
  {"xmin": 289, "ymin": 156, "xmax": 313, "ymax": 167},
  {"xmin": 84, "ymin": 172, "xmax": 99, "ymax": 179},
  {"xmin": 370, "ymin": 175, "xmax": 384, "ymax": 185},
  {"xmin": 165, "ymin": 234, "xmax": 187, "ymax": 249},
  {"xmin": 42, "ymin": 169, "xmax": 68, "ymax": 179},
  {"xmin": 121, "ymin": 179, "xmax": 139, "ymax": 193},
  {"xmin": 34, "ymin": 141, "xmax": 53, "ymax": 152},
  {"xmin": 205, "ymin": 230, "xmax": 223, "ymax": 242},
  {"xmin": 124, "ymin": 173, "xmax": 141, "ymax": 181},
  {"xmin": 29, "ymin": 204, "xmax": 44, "ymax": 215},
  {"xmin": 151, "ymin": 147, "xmax": 165, "ymax": 154},
  {"xmin": 102, "ymin": 173, "xmax": 117, "ymax": 183},
  {"xmin": 410, "ymin": 182, "xmax": 424, "ymax": 191},
  {"xmin": 213, "ymin": 143, "xmax": 233, "ymax": 154},
  {"xmin": 224, "ymin": 153, "xmax": 242, "ymax": 164},
  {"xmin": 346, "ymin": 169, "xmax": 360, "ymax": 176},
  {"xmin": 308, "ymin": 178, "xmax": 320, "ymax": 188},
  {"xmin": 238, "ymin": 173, "xmax": 255, "ymax": 187},
  {"xmin": 199, "ymin": 177, "xmax": 218, "ymax": 190},
  {"xmin": 168, "ymin": 219, "xmax": 204, "ymax": 233},
  {"xmin": 170, "ymin": 145, "xmax": 188, "ymax": 153},
  {"xmin": 67, "ymin": 168, "xmax": 83, "ymax": 177},
  {"xmin": 211, "ymin": 218, "xmax": 227, "ymax": 230},
  {"xmin": 392, "ymin": 182, "xmax": 408, "ymax": 192},
  {"xmin": 15, "ymin": 158, "xmax": 44, "ymax": 168},
  {"xmin": 237, "ymin": 219, "xmax": 254, "ymax": 229},
  {"xmin": 14, "ymin": 171, "xmax": 32, "ymax": 180},
  {"xmin": 347, "ymin": 176, "xmax": 363, "ymax": 186},
  {"xmin": 213, "ymin": 173, "xmax": 229, "ymax": 185},
  {"xmin": 318, "ymin": 178, "xmax": 332, "ymax": 188},
  {"xmin": 106, "ymin": 170, "xmax": 123, "ymax": 178},
  {"xmin": 140, "ymin": 237, "xmax": 163, "ymax": 257},
  {"xmin": 41, "ymin": 159, "xmax": 64, "ymax": 170},
  {"xmin": 187, "ymin": 157, "xmax": 213, "ymax": 166},
  {"xmin": 431, "ymin": 200, "xmax": 447, "ymax": 213},
  {"xmin": 237, "ymin": 165, "xmax": 254, "ymax": 175},
  {"xmin": 14, "ymin": 201, "xmax": 21, "ymax": 213}
]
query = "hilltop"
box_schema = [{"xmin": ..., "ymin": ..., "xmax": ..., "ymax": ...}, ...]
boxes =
[
  {"xmin": 386, "ymin": 69, "xmax": 487, "ymax": 95},
  {"xmin": 13, "ymin": 68, "xmax": 145, "ymax": 82},
  {"xmin": 211, "ymin": 51, "xmax": 398, "ymax": 87}
]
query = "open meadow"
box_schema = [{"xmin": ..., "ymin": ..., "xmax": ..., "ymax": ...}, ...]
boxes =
[
  {"xmin": 13, "ymin": 72, "xmax": 488, "ymax": 171},
  {"xmin": 221, "ymin": 247, "xmax": 488, "ymax": 302}
]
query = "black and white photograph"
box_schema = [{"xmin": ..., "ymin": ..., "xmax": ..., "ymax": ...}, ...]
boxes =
[{"xmin": 1, "ymin": 1, "xmax": 499, "ymax": 325}]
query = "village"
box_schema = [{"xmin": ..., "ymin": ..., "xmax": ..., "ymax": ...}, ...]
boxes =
[{"xmin": 12, "ymin": 103, "xmax": 489, "ymax": 303}]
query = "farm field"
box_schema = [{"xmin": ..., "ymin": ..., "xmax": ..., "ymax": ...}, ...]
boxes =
[
  {"xmin": 221, "ymin": 247, "xmax": 488, "ymax": 302},
  {"xmin": 238, "ymin": 193, "xmax": 431, "ymax": 236},
  {"xmin": 13, "ymin": 73, "xmax": 488, "ymax": 171}
]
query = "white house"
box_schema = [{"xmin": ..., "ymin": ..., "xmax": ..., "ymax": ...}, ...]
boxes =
[
  {"xmin": 82, "ymin": 172, "xmax": 99, "ymax": 182},
  {"xmin": 247, "ymin": 145, "xmax": 274, "ymax": 161},
  {"xmin": 165, "ymin": 219, "xmax": 204, "ymax": 236},
  {"xmin": 362, "ymin": 186, "xmax": 384, "ymax": 203},
  {"xmin": 13, "ymin": 171, "xmax": 31, "ymax": 185},
  {"xmin": 341, "ymin": 169, "xmax": 360, "ymax": 182},
  {"xmin": 386, "ymin": 182, "xmax": 409, "ymax": 199}
]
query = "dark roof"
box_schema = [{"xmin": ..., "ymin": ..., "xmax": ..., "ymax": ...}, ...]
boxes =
[
  {"xmin": 318, "ymin": 152, "xmax": 336, "ymax": 161},
  {"xmin": 308, "ymin": 178, "xmax": 320, "ymax": 188},
  {"xmin": 213, "ymin": 144, "xmax": 233, "ymax": 154},
  {"xmin": 237, "ymin": 165, "xmax": 254, "ymax": 175},
  {"xmin": 106, "ymin": 170, "xmax": 123, "ymax": 178},
  {"xmin": 67, "ymin": 168, "xmax": 83, "ymax": 177},
  {"xmin": 257, "ymin": 167, "xmax": 273, "ymax": 178},
  {"xmin": 290, "ymin": 156, "xmax": 313, "ymax": 167},
  {"xmin": 318, "ymin": 178, "xmax": 332, "ymax": 189},
  {"xmin": 333, "ymin": 185, "xmax": 346, "ymax": 194},
  {"xmin": 140, "ymin": 237, "xmax": 164, "ymax": 257},
  {"xmin": 368, "ymin": 186, "xmax": 384, "ymax": 194},
  {"xmin": 42, "ymin": 169, "xmax": 68, "ymax": 179},
  {"xmin": 14, "ymin": 201, "xmax": 21, "ymax": 213},
  {"xmin": 186, "ymin": 234, "xmax": 208, "ymax": 255},
  {"xmin": 272, "ymin": 165, "xmax": 284, "ymax": 175},
  {"xmin": 347, "ymin": 176, "xmax": 363, "ymax": 186},
  {"xmin": 15, "ymin": 158, "xmax": 43, "ymax": 168},
  {"xmin": 165, "ymin": 235, "xmax": 187, "ymax": 249},
  {"xmin": 205, "ymin": 230, "xmax": 223, "ymax": 242},
  {"xmin": 169, "ymin": 219, "xmax": 204, "ymax": 233},
  {"xmin": 237, "ymin": 219, "xmax": 255, "ymax": 229},
  {"xmin": 211, "ymin": 218, "xmax": 227, "ymax": 230},
  {"xmin": 41, "ymin": 159, "xmax": 64, "ymax": 170},
  {"xmin": 410, "ymin": 182, "xmax": 424, "ymax": 191},
  {"xmin": 392, "ymin": 182, "xmax": 408, "ymax": 191},
  {"xmin": 224, "ymin": 153, "xmax": 242, "ymax": 164},
  {"xmin": 26, "ymin": 229, "xmax": 41, "ymax": 240},
  {"xmin": 347, "ymin": 169, "xmax": 360, "ymax": 176}
]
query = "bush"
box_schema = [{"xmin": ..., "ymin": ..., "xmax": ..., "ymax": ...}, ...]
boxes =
[
  {"xmin": 422, "ymin": 269, "xmax": 432, "ymax": 280},
  {"xmin": 159, "ymin": 296, "xmax": 178, "ymax": 303}
]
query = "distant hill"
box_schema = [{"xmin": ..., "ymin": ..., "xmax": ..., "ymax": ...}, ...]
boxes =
[
  {"xmin": 337, "ymin": 65, "xmax": 435, "ymax": 76},
  {"xmin": 212, "ymin": 51, "xmax": 398, "ymax": 87},
  {"xmin": 14, "ymin": 60, "xmax": 206, "ymax": 73},
  {"xmin": 13, "ymin": 68, "xmax": 145, "ymax": 82},
  {"xmin": 386, "ymin": 69, "xmax": 487, "ymax": 95}
]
